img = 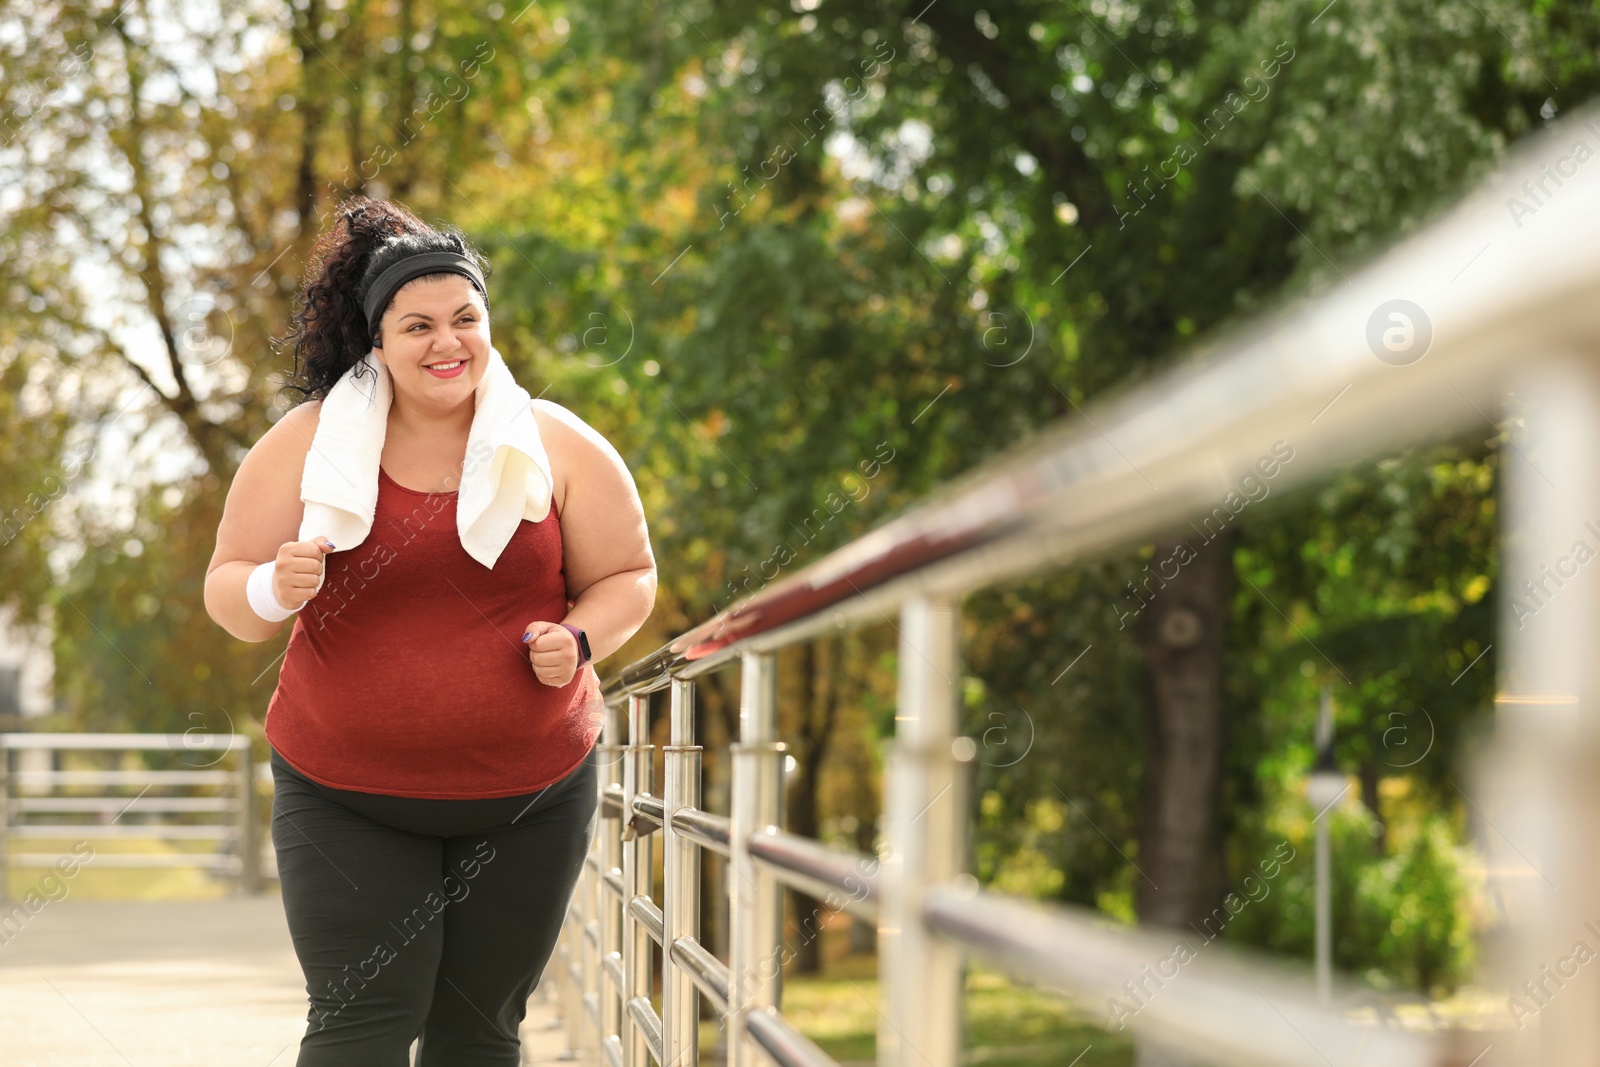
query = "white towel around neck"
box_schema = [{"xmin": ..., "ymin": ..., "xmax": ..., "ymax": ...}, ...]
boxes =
[{"xmin": 297, "ymin": 345, "xmax": 554, "ymax": 569}]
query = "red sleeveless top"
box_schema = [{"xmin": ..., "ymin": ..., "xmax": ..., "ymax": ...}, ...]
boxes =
[{"xmin": 264, "ymin": 468, "xmax": 603, "ymax": 799}]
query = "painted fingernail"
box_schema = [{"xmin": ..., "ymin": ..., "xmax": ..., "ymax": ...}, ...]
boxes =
[{"xmin": 522, "ymin": 632, "xmax": 533, "ymax": 643}]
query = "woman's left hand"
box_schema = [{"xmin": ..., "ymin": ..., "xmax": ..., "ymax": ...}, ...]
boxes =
[{"xmin": 523, "ymin": 620, "xmax": 579, "ymax": 687}]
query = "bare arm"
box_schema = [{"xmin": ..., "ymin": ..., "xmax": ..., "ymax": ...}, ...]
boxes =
[
  {"xmin": 535, "ymin": 400, "xmax": 656, "ymax": 667},
  {"xmin": 203, "ymin": 402, "xmax": 326, "ymax": 642}
]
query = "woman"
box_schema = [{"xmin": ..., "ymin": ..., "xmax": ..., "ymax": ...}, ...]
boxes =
[{"xmin": 203, "ymin": 197, "xmax": 656, "ymax": 1066}]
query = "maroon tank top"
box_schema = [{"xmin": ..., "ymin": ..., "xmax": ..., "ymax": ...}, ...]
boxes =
[{"xmin": 265, "ymin": 468, "xmax": 603, "ymax": 799}]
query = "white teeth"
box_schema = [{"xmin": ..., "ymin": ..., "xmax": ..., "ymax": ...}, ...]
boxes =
[{"xmin": 428, "ymin": 360, "xmax": 462, "ymax": 371}]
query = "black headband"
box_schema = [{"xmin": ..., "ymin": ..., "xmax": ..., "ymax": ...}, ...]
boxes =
[{"xmin": 361, "ymin": 250, "xmax": 488, "ymax": 335}]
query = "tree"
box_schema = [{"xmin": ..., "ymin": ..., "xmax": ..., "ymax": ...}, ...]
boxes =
[
  {"xmin": 556, "ymin": 0, "xmax": 1598, "ymax": 953},
  {"xmin": 5, "ymin": 0, "xmax": 1597, "ymax": 1003}
]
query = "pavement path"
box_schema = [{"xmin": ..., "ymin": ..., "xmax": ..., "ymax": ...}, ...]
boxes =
[{"xmin": 0, "ymin": 897, "xmax": 573, "ymax": 1066}]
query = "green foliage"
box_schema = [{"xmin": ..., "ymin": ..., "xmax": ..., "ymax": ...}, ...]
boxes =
[
  {"xmin": 1240, "ymin": 446, "xmax": 1500, "ymax": 803},
  {"xmin": 0, "ymin": 352, "xmax": 75, "ymax": 622},
  {"xmin": 50, "ymin": 486, "xmax": 278, "ymax": 746},
  {"xmin": 1350, "ymin": 815, "xmax": 1479, "ymax": 992},
  {"xmin": 963, "ymin": 565, "xmax": 1149, "ymax": 911},
  {"xmin": 1225, "ymin": 794, "xmax": 1478, "ymax": 995},
  {"xmin": 4, "ymin": 0, "xmax": 1599, "ymax": 997}
]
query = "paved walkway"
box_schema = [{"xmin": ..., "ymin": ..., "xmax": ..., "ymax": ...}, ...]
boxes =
[{"xmin": 0, "ymin": 897, "xmax": 572, "ymax": 1066}]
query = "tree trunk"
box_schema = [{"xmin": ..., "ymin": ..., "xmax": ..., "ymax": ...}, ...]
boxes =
[
  {"xmin": 1360, "ymin": 759, "xmax": 1386, "ymax": 854},
  {"xmin": 697, "ymin": 667, "xmax": 740, "ymax": 1050},
  {"xmin": 343, "ymin": 0, "xmax": 369, "ymax": 199},
  {"xmin": 389, "ymin": 0, "xmax": 419, "ymax": 201},
  {"xmin": 293, "ymin": 0, "xmax": 328, "ymax": 238},
  {"xmin": 1130, "ymin": 530, "xmax": 1238, "ymax": 1067},
  {"xmin": 1133, "ymin": 528, "xmax": 1237, "ymax": 930},
  {"xmin": 848, "ymin": 805, "xmax": 880, "ymax": 955},
  {"xmin": 698, "ymin": 669, "xmax": 739, "ymax": 965},
  {"xmin": 787, "ymin": 637, "xmax": 840, "ymax": 975}
]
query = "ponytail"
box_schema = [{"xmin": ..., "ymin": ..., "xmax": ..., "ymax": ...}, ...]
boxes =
[{"xmin": 283, "ymin": 196, "xmax": 490, "ymax": 401}]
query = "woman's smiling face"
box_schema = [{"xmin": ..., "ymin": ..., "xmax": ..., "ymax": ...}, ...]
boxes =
[{"xmin": 374, "ymin": 274, "xmax": 490, "ymax": 410}]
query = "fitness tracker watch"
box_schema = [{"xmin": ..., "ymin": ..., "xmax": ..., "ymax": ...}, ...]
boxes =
[{"xmin": 560, "ymin": 623, "xmax": 592, "ymax": 667}]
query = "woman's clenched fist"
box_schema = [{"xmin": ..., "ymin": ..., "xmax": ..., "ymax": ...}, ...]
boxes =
[
  {"xmin": 522, "ymin": 620, "xmax": 579, "ymax": 687},
  {"xmin": 274, "ymin": 537, "xmax": 336, "ymax": 610}
]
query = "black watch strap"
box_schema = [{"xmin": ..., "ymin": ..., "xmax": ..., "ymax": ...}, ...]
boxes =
[{"xmin": 561, "ymin": 623, "xmax": 592, "ymax": 667}]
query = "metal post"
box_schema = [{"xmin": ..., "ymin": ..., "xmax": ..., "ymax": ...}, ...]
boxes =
[
  {"xmin": 577, "ymin": 827, "xmax": 600, "ymax": 1066},
  {"xmin": 879, "ymin": 595, "xmax": 967, "ymax": 1067},
  {"xmin": 0, "ymin": 740, "xmax": 10, "ymax": 905},
  {"xmin": 664, "ymin": 678, "xmax": 702, "ymax": 1067},
  {"xmin": 551, "ymin": 911, "xmax": 572, "ymax": 1056},
  {"xmin": 727, "ymin": 652, "xmax": 785, "ymax": 1067},
  {"xmin": 622, "ymin": 693, "xmax": 654, "ymax": 1067},
  {"xmin": 1314, "ymin": 688, "xmax": 1332, "ymax": 1005},
  {"xmin": 573, "ymin": 725, "xmax": 604, "ymax": 1067},
  {"xmin": 1492, "ymin": 358, "xmax": 1600, "ymax": 1067},
  {"xmin": 236, "ymin": 737, "xmax": 260, "ymax": 895},
  {"xmin": 599, "ymin": 701, "xmax": 626, "ymax": 1067},
  {"xmin": 553, "ymin": 878, "xmax": 586, "ymax": 1063}
]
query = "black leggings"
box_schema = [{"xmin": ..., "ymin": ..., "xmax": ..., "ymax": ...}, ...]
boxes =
[{"xmin": 268, "ymin": 745, "xmax": 598, "ymax": 1067}]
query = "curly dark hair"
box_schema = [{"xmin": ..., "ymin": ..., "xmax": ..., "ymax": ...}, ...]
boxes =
[{"xmin": 283, "ymin": 196, "xmax": 492, "ymax": 400}]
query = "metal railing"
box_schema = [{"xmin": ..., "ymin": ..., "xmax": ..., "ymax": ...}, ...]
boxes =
[
  {"xmin": 551, "ymin": 100, "xmax": 1600, "ymax": 1067},
  {"xmin": 0, "ymin": 733, "xmax": 263, "ymax": 901}
]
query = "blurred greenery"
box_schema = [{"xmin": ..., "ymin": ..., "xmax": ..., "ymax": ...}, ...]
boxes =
[
  {"xmin": 3, "ymin": 0, "xmax": 1597, "ymax": 1001},
  {"xmin": 705, "ymin": 946, "xmax": 1135, "ymax": 1067}
]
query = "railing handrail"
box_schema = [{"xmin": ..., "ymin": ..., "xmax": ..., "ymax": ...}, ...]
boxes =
[
  {"xmin": 0, "ymin": 732, "xmax": 251, "ymax": 751},
  {"xmin": 564, "ymin": 105, "xmax": 1600, "ymax": 1067},
  {"xmin": 603, "ymin": 102, "xmax": 1600, "ymax": 702},
  {"xmin": 0, "ymin": 731, "xmax": 263, "ymax": 901}
]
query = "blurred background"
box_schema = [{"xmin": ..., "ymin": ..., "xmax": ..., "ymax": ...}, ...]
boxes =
[{"xmin": 2, "ymin": 0, "xmax": 1597, "ymax": 1062}]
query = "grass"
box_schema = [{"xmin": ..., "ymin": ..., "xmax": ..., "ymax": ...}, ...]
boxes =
[
  {"xmin": 4, "ymin": 837, "xmax": 246, "ymax": 902},
  {"xmin": 697, "ymin": 924, "xmax": 1133, "ymax": 1067},
  {"xmin": 4, "ymin": 838, "xmax": 1130, "ymax": 1067},
  {"xmin": 1, "ymin": 831, "xmax": 1510, "ymax": 1059}
]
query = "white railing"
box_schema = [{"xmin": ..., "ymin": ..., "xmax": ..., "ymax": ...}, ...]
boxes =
[
  {"xmin": 0, "ymin": 733, "xmax": 263, "ymax": 900},
  {"xmin": 552, "ymin": 100, "xmax": 1600, "ymax": 1067}
]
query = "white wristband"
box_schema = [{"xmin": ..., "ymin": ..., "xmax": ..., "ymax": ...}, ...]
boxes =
[{"xmin": 246, "ymin": 560, "xmax": 301, "ymax": 622}]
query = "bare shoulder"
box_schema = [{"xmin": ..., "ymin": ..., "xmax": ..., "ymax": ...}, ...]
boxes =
[
  {"xmin": 209, "ymin": 399, "xmax": 320, "ymax": 574},
  {"xmin": 233, "ymin": 399, "xmax": 321, "ymax": 489},
  {"xmin": 533, "ymin": 399, "xmax": 625, "ymax": 464},
  {"xmin": 258, "ymin": 398, "xmax": 323, "ymax": 455},
  {"xmin": 533, "ymin": 399, "xmax": 605, "ymax": 445},
  {"xmin": 532, "ymin": 400, "xmax": 634, "ymax": 517}
]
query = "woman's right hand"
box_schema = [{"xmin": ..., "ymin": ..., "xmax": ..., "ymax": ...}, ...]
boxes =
[
  {"xmin": 274, "ymin": 537, "xmax": 336, "ymax": 609},
  {"xmin": 204, "ymin": 401, "xmax": 326, "ymax": 642}
]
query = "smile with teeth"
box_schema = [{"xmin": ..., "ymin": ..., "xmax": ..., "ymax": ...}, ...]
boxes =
[{"xmin": 423, "ymin": 357, "xmax": 468, "ymax": 378}]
